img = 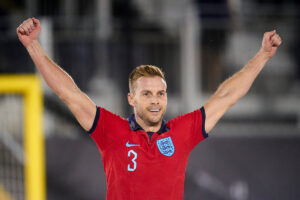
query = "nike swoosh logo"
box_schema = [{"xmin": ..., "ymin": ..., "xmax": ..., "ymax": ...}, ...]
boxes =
[{"xmin": 126, "ymin": 142, "xmax": 140, "ymax": 147}]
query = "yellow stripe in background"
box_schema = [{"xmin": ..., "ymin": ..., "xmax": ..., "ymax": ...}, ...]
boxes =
[{"xmin": 0, "ymin": 74, "xmax": 46, "ymax": 200}]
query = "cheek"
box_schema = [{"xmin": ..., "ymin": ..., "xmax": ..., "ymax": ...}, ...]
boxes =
[
  {"xmin": 134, "ymin": 98, "xmax": 146, "ymax": 109},
  {"xmin": 162, "ymin": 97, "xmax": 167, "ymax": 106}
]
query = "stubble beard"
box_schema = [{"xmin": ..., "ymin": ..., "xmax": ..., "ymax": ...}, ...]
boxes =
[{"xmin": 136, "ymin": 108, "xmax": 165, "ymax": 127}]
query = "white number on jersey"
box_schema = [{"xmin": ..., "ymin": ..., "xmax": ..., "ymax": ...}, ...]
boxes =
[{"xmin": 128, "ymin": 150, "xmax": 137, "ymax": 171}]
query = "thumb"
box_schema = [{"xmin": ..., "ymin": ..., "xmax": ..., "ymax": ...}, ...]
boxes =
[
  {"xmin": 270, "ymin": 30, "xmax": 276, "ymax": 36},
  {"xmin": 32, "ymin": 17, "xmax": 41, "ymax": 29},
  {"xmin": 265, "ymin": 30, "xmax": 276, "ymax": 42}
]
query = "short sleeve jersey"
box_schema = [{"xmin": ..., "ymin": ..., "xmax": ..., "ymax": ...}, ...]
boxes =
[{"xmin": 89, "ymin": 106, "xmax": 208, "ymax": 200}]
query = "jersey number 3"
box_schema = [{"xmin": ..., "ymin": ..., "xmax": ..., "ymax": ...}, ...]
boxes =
[{"xmin": 128, "ymin": 150, "xmax": 137, "ymax": 171}]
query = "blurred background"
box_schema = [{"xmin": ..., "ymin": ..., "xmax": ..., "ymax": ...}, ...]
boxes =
[{"xmin": 0, "ymin": 0, "xmax": 300, "ymax": 199}]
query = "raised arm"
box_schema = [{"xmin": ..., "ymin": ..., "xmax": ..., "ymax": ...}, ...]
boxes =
[
  {"xmin": 17, "ymin": 18, "xmax": 96, "ymax": 131},
  {"xmin": 204, "ymin": 30, "xmax": 282, "ymax": 133}
]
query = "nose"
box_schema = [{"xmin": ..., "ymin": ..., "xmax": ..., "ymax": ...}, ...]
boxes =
[{"xmin": 150, "ymin": 96, "xmax": 159, "ymax": 104}]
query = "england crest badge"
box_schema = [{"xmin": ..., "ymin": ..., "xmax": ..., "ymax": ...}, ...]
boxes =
[{"xmin": 156, "ymin": 136, "xmax": 175, "ymax": 157}]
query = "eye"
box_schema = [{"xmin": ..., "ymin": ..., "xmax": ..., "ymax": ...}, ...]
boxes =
[
  {"xmin": 143, "ymin": 91, "xmax": 149, "ymax": 96},
  {"xmin": 158, "ymin": 91, "xmax": 165, "ymax": 97}
]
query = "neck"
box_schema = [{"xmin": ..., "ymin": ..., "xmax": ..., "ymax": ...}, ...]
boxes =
[{"xmin": 135, "ymin": 115, "xmax": 162, "ymax": 132}]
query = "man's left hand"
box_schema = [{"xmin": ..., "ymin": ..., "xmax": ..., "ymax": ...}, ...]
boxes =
[{"xmin": 261, "ymin": 30, "xmax": 282, "ymax": 59}]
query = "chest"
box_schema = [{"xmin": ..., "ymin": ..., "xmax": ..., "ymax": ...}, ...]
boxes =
[{"xmin": 103, "ymin": 129, "xmax": 190, "ymax": 174}]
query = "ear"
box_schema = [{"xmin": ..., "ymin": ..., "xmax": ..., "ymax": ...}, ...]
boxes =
[{"xmin": 128, "ymin": 93, "xmax": 135, "ymax": 107}]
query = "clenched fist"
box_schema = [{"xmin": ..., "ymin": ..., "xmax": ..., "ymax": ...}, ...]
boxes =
[
  {"xmin": 261, "ymin": 30, "xmax": 282, "ymax": 59},
  {"xmin": 16, "ymin": 18, "xmax": 41, "ymax": 48}
]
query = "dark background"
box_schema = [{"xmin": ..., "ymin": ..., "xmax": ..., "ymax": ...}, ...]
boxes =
[{"xmin": 0, "ymin": 0, "xmax": 300, "ymax": 199}]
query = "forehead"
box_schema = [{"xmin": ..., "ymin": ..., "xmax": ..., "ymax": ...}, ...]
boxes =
[{"xmin": 135, "ymin": 76, "xmax": 167, "ymax": 92}]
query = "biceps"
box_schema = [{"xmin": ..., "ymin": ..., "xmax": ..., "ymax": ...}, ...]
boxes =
[
  {"xmin": 65, "ymin": 90, "xmax": 97, "ymax": 131},
  {"xmin": 204, "ymin": 95, "xmax": 234, "ymax": 133}
]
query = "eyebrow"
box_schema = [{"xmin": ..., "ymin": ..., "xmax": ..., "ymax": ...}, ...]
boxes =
[
  {"xmin": 140, "ymin": 90, "xmax": 166, "ymax": 93},
  {"xmin": 158, "ymin": 90, "xmax": 166, "ymax": 93}
]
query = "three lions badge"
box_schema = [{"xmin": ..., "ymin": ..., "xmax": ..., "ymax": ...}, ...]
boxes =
[{"xmin": 156, "ymin": 136, "xmax": 175, "ymax": 157}]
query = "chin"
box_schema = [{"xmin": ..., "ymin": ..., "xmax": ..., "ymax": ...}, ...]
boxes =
[
  {"xmin": 148, "ymin": 115, "xmax": 163, "ymax": 126},
  {"xmin": 148, "ymin": 120, "xmax": 161, "ymax": 127}
]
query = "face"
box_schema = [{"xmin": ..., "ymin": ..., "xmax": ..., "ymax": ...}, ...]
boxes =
[{"xmin": 128, "ymin": 76, "xmax": 167, "ymax": 127}]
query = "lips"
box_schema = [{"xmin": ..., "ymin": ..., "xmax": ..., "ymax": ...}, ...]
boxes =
[{"xmin": 148, "ymin": 108, "xmax": 160, "ymax": 112}]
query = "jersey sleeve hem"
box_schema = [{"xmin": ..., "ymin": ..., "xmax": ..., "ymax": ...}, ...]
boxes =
[
  {"xmin": 200, "ymin": 107, "xmax": 208, "ymax": 138},
  {"xmin": 87, "ymin": 106, "xmax": 100, "ymax": 134}
]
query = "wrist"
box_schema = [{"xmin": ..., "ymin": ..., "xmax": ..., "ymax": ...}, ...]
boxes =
[
  {"xmin": 25, "ymin": 39, "xmax": 40, "ymax": 50},
  {"xmin": 25, "ymin": 40, "xmax": 43, "ymax": 56},
  {"xmin": 257, "ymin": 48, "xmax": 271, "ymax": 60}
]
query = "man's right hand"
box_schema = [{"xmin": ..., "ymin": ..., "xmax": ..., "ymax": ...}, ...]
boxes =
[
  {"xmin": 16, "ymin": 18, "xmax": 41, "ymax": 48},
  {"xmin": 16, "ymin": 17, "xmax": 97, "ymax": 132}
]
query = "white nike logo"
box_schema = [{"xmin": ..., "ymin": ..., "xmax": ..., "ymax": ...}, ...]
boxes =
[{"xmin": 126, "ymin": 142, "xmax": 140, "ymax": 147}]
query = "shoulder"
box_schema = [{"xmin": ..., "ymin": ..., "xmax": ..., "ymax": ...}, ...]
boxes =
[
  {"xmin": 88, "ymin": 106, "xmax": 129, "ymax": 134},
  {"xmin": 167, "ymin": 107, "xmax": 208, "ymax": 148},
  {"xmin": 167, "ymin": 107, "xmax": 207, "ymax": 137},
  {"xmin": 168, "ymin": 107, "xmax": 204, "ymax": 126},
  {"xmin": 99, "ymin": 107, "xmax": 128, "ymax": 126}
]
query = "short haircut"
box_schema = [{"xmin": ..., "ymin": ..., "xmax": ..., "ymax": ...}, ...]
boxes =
[{"xmin": 129, "ymin": 65, "xmax": 165, "ymax": 93}]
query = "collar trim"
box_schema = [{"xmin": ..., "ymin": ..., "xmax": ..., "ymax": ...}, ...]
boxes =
[{"xmin": 127, "ymin": 114, "xmax": 169, "ymax": 134}]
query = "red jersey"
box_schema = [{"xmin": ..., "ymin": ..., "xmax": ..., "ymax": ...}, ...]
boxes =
[{"xmin": 88, "ymin": 106, "xmax": 208, "ymax": 200}]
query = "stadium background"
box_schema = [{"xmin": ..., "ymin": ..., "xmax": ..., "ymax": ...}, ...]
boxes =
[{"xmin": 0, "ymin": 0, "xmax": 300, "ymax": 199}]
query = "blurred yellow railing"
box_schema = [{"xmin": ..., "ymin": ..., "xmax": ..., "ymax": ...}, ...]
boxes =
[{"xmin": 0, "ymin": 74, "xmax": 46, "ymax": 200}]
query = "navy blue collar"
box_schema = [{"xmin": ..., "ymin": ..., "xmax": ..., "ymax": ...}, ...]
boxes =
[{"xmin": 127, "ymin": 114, "xmax": 169, "ymax": 134}]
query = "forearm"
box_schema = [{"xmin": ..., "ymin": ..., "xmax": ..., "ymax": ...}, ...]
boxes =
[
  {"xmin": 204, "ymin": 31, "xmax": 281, "ymax": 133},
  {"xmin": 26, "ymin": 40, "xmax": 79, "ymax": 102},
  {"xmin": 216, "ymin": 49, "xmax": 269, "ymax": 102},
  {"xmin": 17, "ymin": 18, "xmax": 97, "ymax": 131}
]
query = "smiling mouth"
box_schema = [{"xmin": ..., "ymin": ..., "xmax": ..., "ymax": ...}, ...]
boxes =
[{"xmin": 149, "ymin": 109, "xmax": 160, "ymax": 113}]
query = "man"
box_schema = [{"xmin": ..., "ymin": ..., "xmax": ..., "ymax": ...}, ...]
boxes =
[{"xmin": 17, "ymin": 18, "xmax": 281, "ymax": 200}]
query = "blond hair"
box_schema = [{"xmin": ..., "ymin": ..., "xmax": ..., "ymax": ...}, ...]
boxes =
[{"xmin": 129, "ymin": 65, "xmax": 165, "ymax": 93}]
